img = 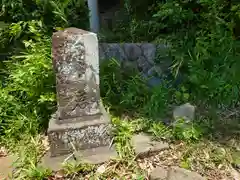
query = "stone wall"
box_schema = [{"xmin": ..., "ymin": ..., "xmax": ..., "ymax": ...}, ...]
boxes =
[{"xmin": 98, "ymin": 43, "xmax": 172, "ymax": 86}]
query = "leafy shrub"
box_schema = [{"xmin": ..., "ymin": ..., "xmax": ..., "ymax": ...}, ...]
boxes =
[
  {"xmin": 142, "ymin": 84, "xmax": 169, "ymax": 118},
  {"xmin": 100, "ymin": 59, "xmax": 172, "ymax": 119},
  {"xmin": 172, "ymin": 118, "xmax": 202, "ymax": 142},
  {"xmin": 0, "ymin": 0, "xmax": 89, "ymax": 30},
  {"xmin": 0, "ymin": 0, "xmax": 89, "ymax": 63},
  {"xmin": 102, "ymin": 1, "xmax": 240, "ymax": 109},
  {"xmin": 170, "ymin": 21, "xmax": 240, "ymax": 106},
  {"xmin": 108, "ymin": 0, "xmax": 240, "ymax": 108},
  {"xmin": 0, "ymin": 23, "xmax": 55, "ymax": 146},
  {"xmin": 100, "ymin": 59, "xmax": 151, "ymax": 115},
  {"xmin": 112, "ymin": 0, "xmax": 239, "ymax": 40},
  {"xmin": 0, "ymin": 20, "xmax": 46, "ymax": 60}
]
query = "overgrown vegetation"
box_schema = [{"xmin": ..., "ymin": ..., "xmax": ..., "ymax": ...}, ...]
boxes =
[
  {"xmin": 0, "ymin": 22, "xmax": 55, "ymax": 148},
  {"xmin": 104, "ymin": 0, "xmax": 240, "ymax": 104},
  {"xmin": 0, "ymin": 0, "xmax": 89, "ymax": 29},
  {"xmin": 0, "ymin": 0, "xmax": 240, "ymax": 179},
  {"xmin": 0, "ymin": 0, "xmax": 88, "ymax": 63},
  {"xmin": 102, "ymin": 0, "xmax": 240, "ymax": 139}
]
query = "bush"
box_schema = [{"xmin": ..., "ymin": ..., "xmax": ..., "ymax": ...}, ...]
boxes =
[
  {"xmin": 0, "ymin": 0, "xmax": 89, "ymax": 63},
  {"xmin": 0, "ymin": 0, "xmax": 89, "ymax": 30},
  {"xmin": 0, "ymin": 24, "xmax": 55, "ymax": 146},
  {"xmin": 107, "ymin": 0, "xmax": 240, "ymax": 108},
  {"xmin": 112, "ymin": 0, "xmax": 239, "ymax": 41},
  {"xmin": 0, "ymin": 20, "xmax": 47, "ymax": 62},
  {"xmin": 168, "ymin": 13, "xmax": 240, "ymax": 106},
  {"xmin": 100, "ymin": 59, "xmax": 171, "ymax": 119},
  {"xmin": 100, "ymin": 59, "xmax": 151, "ymax": 115}
]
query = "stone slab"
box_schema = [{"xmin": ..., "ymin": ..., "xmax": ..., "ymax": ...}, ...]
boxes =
[
  {"xmin": 41, "ymin": 146, "xmax": 117, "ymax": 171},
  {"xmin": 150, "ymin": 166, "xmax": 205, "ymax": 180},
  {"xmin": 150, "ymin": 166, "xmax": 168, "ymax": 180},
  {"xmin": 48, "ymin": 113, "xmax": 112, "ymax": 157},
  {"xmin": 167, "ymin": 167, "xmax": 205, "ymax": 180},
  {"xmin": 132, "ymin": 133, "xmax": 169, "ymax": 157}
]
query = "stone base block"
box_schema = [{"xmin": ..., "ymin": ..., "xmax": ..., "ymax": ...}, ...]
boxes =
[
  {"xmin": 48, "ymin": 105, "xmax": 113, "ymax": 157},
  {"xmin": 41, "ymin": 146, "xmax": 117, "ymax": 171}
]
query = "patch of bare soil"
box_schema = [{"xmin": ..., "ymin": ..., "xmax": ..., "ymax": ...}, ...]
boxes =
[{"xmin": 0, "ymin": 147, "xmax": 12, "ymax": 180}]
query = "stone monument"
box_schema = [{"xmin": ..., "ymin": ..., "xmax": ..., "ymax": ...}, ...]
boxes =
[{"xmin": 47, "ymin": 28, "xmax": 115, "ymax": 162}]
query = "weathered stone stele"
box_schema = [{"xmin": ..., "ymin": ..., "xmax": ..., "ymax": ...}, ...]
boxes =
[{"xmin": 48, "ymin": 28, "xmax": 114, "ymax": 158}]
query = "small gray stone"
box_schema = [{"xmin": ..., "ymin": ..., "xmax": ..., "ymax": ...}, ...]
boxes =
[
  {"xmin": 132, "ymin": 133, "xmax": 169, "ymax": 157},
  {"xmin": 99, "ymin": 43, "xmax": 107, "ymax": 60},
  {"xmin": 150, "ymin": 166, "xmax": 168, "ymax": 180},
  {"xmin": 147, "ymin": 66, "xmax": 163, "ymax": 77},
  {"xmin": 104, "ymin": 43, "xmax": 126, "ymax": 61},
  {"xmin": 146, "ymin": 76, "xmax": 162, "ymax": 87},
  {"xmin": 141, "ymin": 43, "xmax": 156, "ymax": 64},
  {"xmin": 137, "ymin": 56, "xmax": 151, "ymax": 73},
  {"xmin": 173, "ymin": 103, "xmax": 195, "ymax": 121},
  {"xmin": 167, "ymin": 167, "xmax": 205, "ymax": 180},
  {"xmin": 123, "ymin": 43, "xmax": 142, "ymax": 61}
]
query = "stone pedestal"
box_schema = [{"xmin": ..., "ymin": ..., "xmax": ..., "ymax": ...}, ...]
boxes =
[{"xmin": 47, "ymin": 28, "xmax": 115, "ymax": 161}]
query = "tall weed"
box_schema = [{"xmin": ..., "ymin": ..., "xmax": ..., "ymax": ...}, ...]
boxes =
[
  {"xmin": 100, "ymin": 59, "xmax": 170, "ymax": 119},
  {"xmin": 0, "ymin": 0, "xmax": 89, "ymax": 30},
  {"xmin": 100, "ymin": 59, "xmax": 150, "ymax": 115},
  {"xmin": 0, "ymin": 23, "xmax": 55, "ymax": 147}
]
